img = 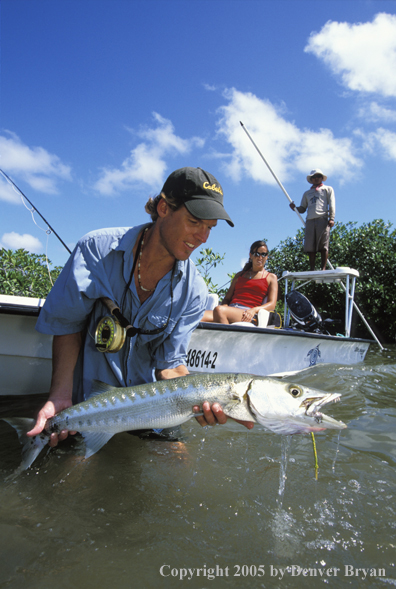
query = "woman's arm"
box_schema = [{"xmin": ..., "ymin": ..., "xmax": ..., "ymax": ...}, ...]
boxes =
[{"xmin": 260, "ymin": 273, "xmax": 278, "ymax": 312}]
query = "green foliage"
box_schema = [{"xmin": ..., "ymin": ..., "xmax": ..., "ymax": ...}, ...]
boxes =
[
  {"xmin": 267, "ymin": 220, "xmax": 396, "ymax": 343},
  {"xmin": 0, "ymin": 248, "xmax": 63, "ymax": 298},
  {"xmin": 194, "ymin": 247, "xmax": 235, "ymax": 300}
]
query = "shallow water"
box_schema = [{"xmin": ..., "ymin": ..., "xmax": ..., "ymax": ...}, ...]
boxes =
[{"xmin": 1, "ymin": 345, "xmax": 396, "ymax": 588}]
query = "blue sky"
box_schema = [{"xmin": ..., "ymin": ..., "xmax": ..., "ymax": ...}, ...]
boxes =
[{"xmin": 1, "ymin": 0, "xmax": 396, "ymax": 288}]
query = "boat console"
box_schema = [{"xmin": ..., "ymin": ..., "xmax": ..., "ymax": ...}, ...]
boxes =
[{"xmin": 281, "ymin": 267, "xmax": 359, "ymax": 338}]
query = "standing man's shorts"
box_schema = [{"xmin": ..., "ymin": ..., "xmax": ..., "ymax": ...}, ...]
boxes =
[{"xmin": 304, "ymin": 217, "xmax": 330, "ymax": 252}]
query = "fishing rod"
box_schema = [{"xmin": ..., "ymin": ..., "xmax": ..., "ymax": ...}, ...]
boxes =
[
  {"xmin": 0, "ymin": 168, "xmax": 72, "ymax": 255},
  {"xmin": 240, "ymin": 122, "xmax": 383, "ymax": 349}
]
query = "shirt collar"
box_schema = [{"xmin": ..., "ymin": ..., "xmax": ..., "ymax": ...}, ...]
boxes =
[{"xmin": 113, "ymin": 222, "xmax": 185, "ymax": 279}]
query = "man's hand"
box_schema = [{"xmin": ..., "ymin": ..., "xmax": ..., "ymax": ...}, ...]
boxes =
[
  {"xmin": 26, "ymin": 332, "xmax": 82, "ymax": 447},
  {"xmin": 27, "ymin": 397, "xmax": 76, "ymax": 447},
  {"xmin": 157, "ymin": 366, "xmax": 255, "ymax": 430},
  {"xmin": 193, "ymin": 401, "xmax": 254, "ymax": 429},
  {"xmin": 289, "ymin": 202, "xmax": 296, "ymax": 211},
  {"xmin": 155, "ymin": 365, "xmax": 189, "ymax": 380}
]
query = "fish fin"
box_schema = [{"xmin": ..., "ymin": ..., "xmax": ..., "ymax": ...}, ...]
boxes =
[
  {"xmin": 2, "ymin": 418, "xmax": 49, "ymax": 478},
  {"xmin": 89, "ymin": 380, "xmax": 117, "ymax": 398},
  {"xmin": 80, "ymin": 432, "xmax": 115, "ymax": 458},
  {"xmin": 222, "ymin": 400, "xmax": 254, "ymax": 423},
  {"xmin": 89, "ymin": 379, "xmax": 118, "ymax": 398}
]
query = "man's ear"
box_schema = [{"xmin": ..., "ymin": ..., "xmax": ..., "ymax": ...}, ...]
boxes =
[{"xmin": 156, "ymin": 195, "xmax": 169, "ymax": 218}]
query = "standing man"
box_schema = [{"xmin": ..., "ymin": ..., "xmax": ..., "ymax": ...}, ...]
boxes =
[
  {"xmin": 29, "ymin": 167, "xmax": 254, "ymax": 446},
  {"xmin": 290, "ymin": 169, "xmax": 335, "ymax": 271}
]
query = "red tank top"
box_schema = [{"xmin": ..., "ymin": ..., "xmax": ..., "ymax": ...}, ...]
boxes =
[{"xmin": 231, "ymin": 272, "xmax": 269, "ymax": 307}]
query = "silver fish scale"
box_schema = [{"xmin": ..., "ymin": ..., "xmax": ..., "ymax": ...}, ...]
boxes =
[{"xmin": 47, "ymin": 373, "xmax": 253, "ymax": 434}]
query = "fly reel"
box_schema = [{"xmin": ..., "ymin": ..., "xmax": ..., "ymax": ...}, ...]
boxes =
[{"xmin": 95, "ymin": 315, "xmax": 126, "ymax": 353}]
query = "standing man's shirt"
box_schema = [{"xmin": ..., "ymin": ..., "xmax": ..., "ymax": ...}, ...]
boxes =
[
  {"xmin": 36, "ymin": 223, "xmax": 208, "ymax": 403},
  {"xmin": 298, "ymin": 185, "xmax": 335, "ymax": 221},
  {"xmin": 297, "ymin": 184, "xmax": 335, "ymax": 221}
]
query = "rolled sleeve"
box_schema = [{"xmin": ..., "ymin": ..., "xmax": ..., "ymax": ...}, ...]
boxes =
[{"xmin": 36, "ymin": 228, "xmax": 128, "ymax": 335}]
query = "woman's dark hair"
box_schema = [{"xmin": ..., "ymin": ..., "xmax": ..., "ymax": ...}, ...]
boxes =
[{"xmin": 242, "ymin": 240, "xmax": 268, "ymax": 272}]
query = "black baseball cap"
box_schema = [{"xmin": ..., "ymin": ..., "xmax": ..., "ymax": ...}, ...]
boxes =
[{"xmin": 161, "ymin": 167, "xmax": 234, "ymax": 227}]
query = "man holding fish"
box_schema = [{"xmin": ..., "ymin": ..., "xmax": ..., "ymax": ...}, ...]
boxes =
[{"xmin": 29, "ymin": 167, "xmax": 254, "ymax": 447}]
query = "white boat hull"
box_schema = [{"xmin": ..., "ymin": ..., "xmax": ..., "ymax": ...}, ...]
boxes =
[
  {"xmin": 0, "ymin": 296, "xmax": 52, "ymax": 395},
  {"xmin": 188, "ymin": 323, "xmax": 370, "ymax": 377},
  {"xmin": 0, "ymin": 290, "xmax": 371, "ymax": 395}
]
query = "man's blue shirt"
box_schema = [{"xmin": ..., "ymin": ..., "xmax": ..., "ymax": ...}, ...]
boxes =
[{"xmin": 36, "ymin": 223, "xmax": 208, "ymax": 403}]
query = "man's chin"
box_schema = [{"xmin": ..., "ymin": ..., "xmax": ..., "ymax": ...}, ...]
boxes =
[{"xmin": 179, "ymin": 247, "xmax": 196, "ymax": 260}]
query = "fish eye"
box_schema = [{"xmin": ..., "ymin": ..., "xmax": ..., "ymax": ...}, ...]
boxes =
[{"xmin": 289, "ymin": 385, "xmax": 303, "ymax": 398}]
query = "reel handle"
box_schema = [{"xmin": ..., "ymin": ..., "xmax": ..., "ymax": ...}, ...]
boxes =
[{"xmin": 101, "ymin": 297, "xmax": 135, "ymax": 333}]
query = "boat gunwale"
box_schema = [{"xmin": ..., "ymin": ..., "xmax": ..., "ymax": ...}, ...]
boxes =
[
  {"xmin": 195, "ymin": 321, "xmax": 373, "ymax": 344},
  {"xmin": 0, "ymin": 304, "xmax": 42, "ymax": 317}
]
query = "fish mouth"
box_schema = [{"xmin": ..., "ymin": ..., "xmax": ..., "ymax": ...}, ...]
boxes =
[{"xmin": 302, "ymin": 393, "xmax": 347, "ymax": 430}]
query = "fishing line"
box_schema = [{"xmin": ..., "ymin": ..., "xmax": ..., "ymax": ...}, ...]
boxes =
[
  {"xmin": 1, "ymin": 168, "xmax": 72, "ymax": 294},
  {"xmin": 44, "ymin": 231, "xmax": 55, "ymax": 287},
  {"xmin": 0, "ymin": 169, "xmax": 72, "ymax": 255},
  {"xmin": 311, "ymin": 432, "xmax": 319, "ymax": 480}
]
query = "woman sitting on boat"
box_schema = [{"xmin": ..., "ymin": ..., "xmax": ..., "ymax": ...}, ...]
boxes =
[{"xmin": 202, "ymin": 240, "xmax": 278, "ymax": 325}]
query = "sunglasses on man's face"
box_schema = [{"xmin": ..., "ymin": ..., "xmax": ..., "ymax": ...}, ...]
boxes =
[
  {"xmin": 253, "ymin": 251, "xmax": 268, "ymax": 258},
  {"xmin": 312, "ymin": 175, "xmax": 323, "ymax": 179}
]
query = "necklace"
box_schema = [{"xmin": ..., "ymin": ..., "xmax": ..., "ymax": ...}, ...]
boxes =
[
  {"xmin": 248, "ymin": 268, "xmax": 264, "ymax": 279},
  {"xmin": 118, "ymin": 225, "xmax": 176, "ymax": 337},
  {"xmin": 137, "ymin": 227, "xmax": 155, "ymax": 292}
]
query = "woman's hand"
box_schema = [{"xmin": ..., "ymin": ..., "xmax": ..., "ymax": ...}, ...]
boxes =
[{"xmin": 241, "ymin": 307, "xmax": 259, "ymax": 322}]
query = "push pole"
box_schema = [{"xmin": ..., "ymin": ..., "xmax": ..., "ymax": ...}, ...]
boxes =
[
  {"xmin": 240, "ymin": 122, "xmax": 383, "ymax": 349},
  {"xmin": 240, "ymin": 121, "xmax": 306, "ymax": 226}
]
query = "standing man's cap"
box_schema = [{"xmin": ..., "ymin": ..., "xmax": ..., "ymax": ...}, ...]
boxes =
[
  {"xmin": 307, "ymin": 169, "xmax": 327, "ymax": 183},
  {"xmin": 161, "ymin": 167, "xmax": 234, "ymax": 227}
]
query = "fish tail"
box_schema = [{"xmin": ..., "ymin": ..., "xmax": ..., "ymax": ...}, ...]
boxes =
[{"xmin": 2, "ymin": 418, "xmax": 49, "ymax": 478}]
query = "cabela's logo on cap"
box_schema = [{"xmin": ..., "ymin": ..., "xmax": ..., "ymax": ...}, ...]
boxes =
[{"xmin": 203, "ymin": 181, "xmax": 223, "ymax": 196}]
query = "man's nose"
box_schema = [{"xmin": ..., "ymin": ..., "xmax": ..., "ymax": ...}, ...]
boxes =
[{"xmin": 195, "ymin": 225, "xmax": 211, "ymax": 244}]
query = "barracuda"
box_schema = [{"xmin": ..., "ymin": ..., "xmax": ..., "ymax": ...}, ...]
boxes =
[{"xmin": 2, "ymin": 372, "xmax": 346, "ymax": 476}]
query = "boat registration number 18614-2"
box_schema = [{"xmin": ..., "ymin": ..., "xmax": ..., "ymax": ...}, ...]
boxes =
[{"xmin": 186, "ymin": 348, "xmax": 218, "ymax": 369}]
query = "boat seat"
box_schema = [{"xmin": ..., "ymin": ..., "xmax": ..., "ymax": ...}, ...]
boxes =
[
  {"xmin": 232, "ymin": 310, "xmax": 269, "ymax": 328},
  {"xmin": 232, "ymin": 310, "xmax": 280, "ymax": 329},
  {"xmin": 258, "ymin": 309, "xmax": 270, "ymax": 327},
  {"xmin": 206, "ymin": 293, "xmax": 219, "ymax": 310}
]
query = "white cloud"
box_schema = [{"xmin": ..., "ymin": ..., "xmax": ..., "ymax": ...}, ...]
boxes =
[
  {"xmin": 0, "ymin": 131, "xmax": 72, "ymax": 201},
  {"xmin": 376, "ymin": 129, "xmax": 396, "ymax": 160},
  {"xmin": 357, "ymin": 102, "xmax": 396, "ymax": 123},
  {"xmin": 1, "ymin": 232, "xmax": 43, "ymax": 253},
  {"xmin": 0, "ymin": 175, "xmax": 20, "ymax": 203},
  {"xmin": 305, "ymin": 13, "xmax": 396, "ymax": 97},
  {"xmin": 360, "ymin": 128, "xmax": 396, "ymax": 161},
  {"xmin": 94, "ymin": 113, "xmax": 205, "ymax": 196},
  {"xmin": 216, "ymin": 88, "xmax": 362, "ymax": 184}
]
